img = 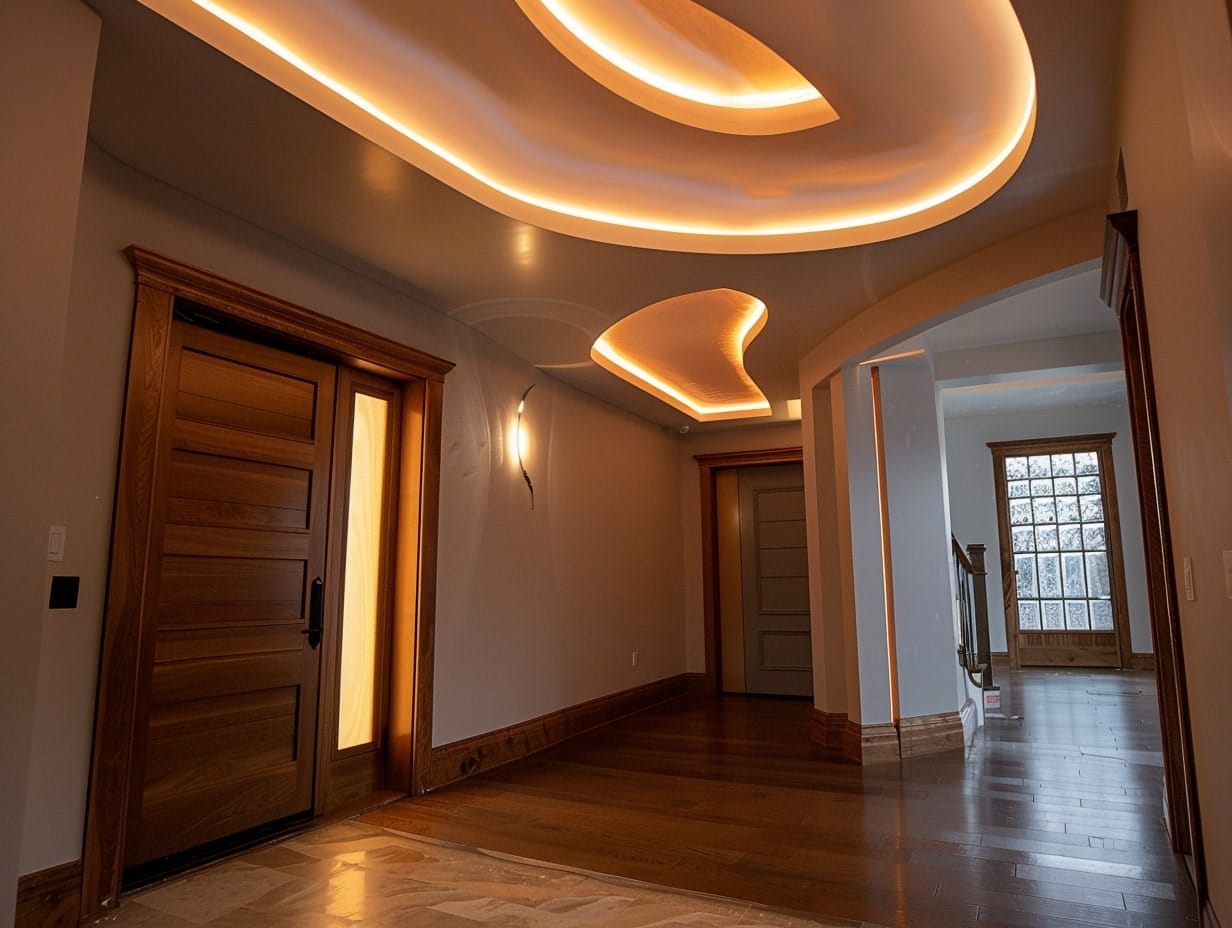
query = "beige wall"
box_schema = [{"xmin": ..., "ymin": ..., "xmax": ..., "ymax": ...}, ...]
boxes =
[
  {"xmin": 19, "ymin": 145, "xmax": 688, "ymax": 874},
  {"xmin": 1117, "ymin": 0, "xmax": 1232, "ymax": 912},
  {"xmin": 0, "ymin": 0, "xmax": 100, "ymax": 919}
]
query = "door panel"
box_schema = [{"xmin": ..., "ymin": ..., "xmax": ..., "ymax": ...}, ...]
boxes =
[
  {"xmin": 125, "ymin": 321, "xmax": 335, "ymax": 870},
  {"xmin": 167, "ymin": 451, "xmax": 313, "ymax": 529},
  {"xmin": 739, "ymin": 463, "xmax": 812, "ymax": 697}
]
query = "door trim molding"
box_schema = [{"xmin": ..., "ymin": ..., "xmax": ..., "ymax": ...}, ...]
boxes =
[
  {"xmin": 1102, "ymin": 211, "xmax": 1206, "ymax": 906},
  {"xmin": 696, "ymin": 447, "xmax": 803, "ymax": 695},
  {"xmin": 80, "ymin": 248, "xmax": 453, "ymax": 921}
]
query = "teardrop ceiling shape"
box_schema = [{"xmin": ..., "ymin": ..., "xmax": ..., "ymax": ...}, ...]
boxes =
[
  {"xmin": 513, "ymin": 0, "xmax": 839, "ymax": 136},
  {"xmin": 591, "ymin": 289, "xmax": 771, "ymax": 422}
]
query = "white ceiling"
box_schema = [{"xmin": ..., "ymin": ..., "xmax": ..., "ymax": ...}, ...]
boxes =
[
  {"xmin": 926, "ymin": 266, "xmax": 1126, "ymax": 418},
  {"xmin": 83, "ymin": 0, "xmax": 1128, "ymax": 430},
  {"xmin": 922, "ymin": 266, "xmax": 1117, "ymax": 355}
]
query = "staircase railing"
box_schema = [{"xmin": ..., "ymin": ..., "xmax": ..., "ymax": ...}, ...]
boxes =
[{"xmin": 952, "ymin": 536, "xmax": 993, "ymax": 689}]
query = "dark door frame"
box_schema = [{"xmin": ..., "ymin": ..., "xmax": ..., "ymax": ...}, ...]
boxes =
[
  {"xmin": 1101, "ymin": 211, "xmax": 1206, "ymax": 907},
  {"xmin": 697, "ymin": 447, "xmax": 803, "ymax": 696},
  {"xmin": 80, "ymin": 248, "xmax": 453, "ymax": 921}
]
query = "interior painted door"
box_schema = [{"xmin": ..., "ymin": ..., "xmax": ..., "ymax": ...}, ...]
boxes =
[
  {"xmin": 124, "ymin": 319, "xmax": 336, "ymax": 869},
  {"xmin": 739, "ymin": 463, "xmax": 813, "ymax": 696}
]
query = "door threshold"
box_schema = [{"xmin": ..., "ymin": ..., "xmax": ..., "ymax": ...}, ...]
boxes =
[{"xmin": 122, "ymin": 790, "xmax": 407, "ymax": 894}]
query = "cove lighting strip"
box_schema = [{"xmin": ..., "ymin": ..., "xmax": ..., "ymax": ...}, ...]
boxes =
[{"xmin": 176, "ymin": 0, "xmax": 1038, "ymax": 243}]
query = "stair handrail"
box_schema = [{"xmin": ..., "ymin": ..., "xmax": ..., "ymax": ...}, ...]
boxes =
[{"xmin": 952, "ymin": 536, "xmax": 994, "ymax": 689}]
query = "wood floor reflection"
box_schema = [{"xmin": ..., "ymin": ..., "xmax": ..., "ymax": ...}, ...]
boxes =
[
  {"xmin": 364, "ymin": 669, "xmax": 1198, "ymax": 928},
  {"xmin": 109, "ymin": 822, "xmax": 860, "ymax": 927}
]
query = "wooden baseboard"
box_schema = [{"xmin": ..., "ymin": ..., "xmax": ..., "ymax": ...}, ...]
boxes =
[
  {"xmin": 822, "ymin": 711, "xmax": 965, "ymax": 765},
  {"xmin": 682, "ymin": 672, "xmax": 708, "ymax": 696},
  {"xmin": 850, "ymin": 721, "xmax": 900, "ymax": 764},
  {"xmin": 992, "ymin": 650, "xmax": 1155, "ymax": 671},
  {"xmin": 808, "ymin": 708, "xmax": 849, "ymax": 757},
  {"xmin": 16, "ymin": 860, "xmax": 81, "ymax": 928},
  {"xmin": 899, "ymin": 710, "xmax": 965, "ymax": 758},
  {"xmin": 958, "ymin": 697, "xmax": 979, "ymax": 743},
  {"xmin": 426, "ymin": 674, "xmax": 691, "ymax": 790}
]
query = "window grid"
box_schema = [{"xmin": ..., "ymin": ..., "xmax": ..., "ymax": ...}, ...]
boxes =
[{"xmin": 1004, "ymin": 450, "xmax": 1114, "ymax": 632}]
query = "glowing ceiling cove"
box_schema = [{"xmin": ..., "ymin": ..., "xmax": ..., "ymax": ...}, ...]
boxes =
[
  {"xmin": 138, "ymin": 0, "xmax": 1038, "ymax": 253},
  {"xmin": 591, "ymin": 289, "xmax": 771, "ymax": 422},
  {"xmin": 514, "ymin": 0, "xmax": 838, "ymax": 135}
]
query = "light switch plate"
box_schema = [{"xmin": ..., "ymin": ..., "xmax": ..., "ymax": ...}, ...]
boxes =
[
  {"xmin": 1182, "ymin": 556, "xmax": 1195, "ymax": 601},
  {"xmin": 47, "ymin": 525, "xmax": 66, "ymax": 562}
]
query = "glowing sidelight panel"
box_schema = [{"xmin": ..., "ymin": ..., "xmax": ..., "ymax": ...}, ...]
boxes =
[{"xmin": 337, "ymin": 392, "xmax": 389, "ymax": 751}]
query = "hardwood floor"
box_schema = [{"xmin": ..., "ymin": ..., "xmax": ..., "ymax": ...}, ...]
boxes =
[{"xmin": 362, "ymin": 669, "xmax": 1198, "ymax": 928}]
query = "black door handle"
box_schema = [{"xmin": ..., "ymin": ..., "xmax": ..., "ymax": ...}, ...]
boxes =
[{"xmin": 304, "ymin": 577, "xmax": 323, "ymax": 649}]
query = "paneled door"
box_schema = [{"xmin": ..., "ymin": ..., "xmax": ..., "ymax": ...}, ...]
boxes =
[
  {"xmin": 739, "ymin": 463, "xmax": 813, "ymax": 696},
  {"xmin": 124, "ymin": 320, "xmax": 336, "ymax": 869},
  {"xmin": 990, "ymin": 434, "xmax": 1133, "ymax": 669}
]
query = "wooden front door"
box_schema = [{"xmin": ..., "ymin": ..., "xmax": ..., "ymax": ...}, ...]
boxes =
[
  {"xmin": 124, "ymin": 320, "xmax": 336, "ymax": 870},
  {"xmin": 990, "ymin": 434, "xmax": 1133, "ymax": 669},
  {"xmin": 82, "ymin": 250, "xmax": 452, "ymax": 920}
]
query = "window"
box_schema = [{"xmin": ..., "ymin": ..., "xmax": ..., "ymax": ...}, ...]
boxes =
[
  {"xmin": 1004, "ymin": 448, "xmax": 1113, "ymax": 632},
  {"xmin": 989, "ymin": 433, "xmax": 1131, "ymax": 668}
]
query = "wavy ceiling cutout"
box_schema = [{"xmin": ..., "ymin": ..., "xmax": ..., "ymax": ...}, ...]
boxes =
[
  {"xmin": 514, "ymin": 0, "xmax": 839, "ymax": 135},
  {"xmin": 591, "ymin": 289, "xmax": 770, "ymax": 422}
]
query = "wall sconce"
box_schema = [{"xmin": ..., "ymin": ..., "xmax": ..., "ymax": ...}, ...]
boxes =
[{"xmin": 516, "ymin": 384, "xmax": 535, "ymax": 509}]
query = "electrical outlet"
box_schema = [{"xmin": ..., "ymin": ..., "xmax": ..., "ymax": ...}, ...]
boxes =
[{"xmin": 631, "ymin": 650, "xmax": 639, "ymax": 667}]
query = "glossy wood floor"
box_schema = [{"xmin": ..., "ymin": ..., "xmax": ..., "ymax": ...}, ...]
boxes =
[{"xmin": 363, "ymin": 669, "xmax": 1198, "ymax": 928}]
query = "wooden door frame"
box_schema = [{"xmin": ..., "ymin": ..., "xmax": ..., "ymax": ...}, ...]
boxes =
[
  {"xmin": 80, "ymin": 248, "xmax": 453, "ymax": 920},
  {"xmin": 1101, "ymin": 211, "xmax": 1206, "ymax": 905},
  {"xmin": 697, "ymin": 447, "xmax": 803, "ymax": 696},
  {"xmin": 988, "ymin": 433, "xmax": 1133, "ymax": 669}
]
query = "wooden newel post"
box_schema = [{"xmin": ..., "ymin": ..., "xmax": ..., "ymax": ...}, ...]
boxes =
[{"xmin": 967, "ymin": 543, "xmax": 992, "ymax": 687}]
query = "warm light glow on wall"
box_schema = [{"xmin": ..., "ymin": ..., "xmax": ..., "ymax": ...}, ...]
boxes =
[
  {"xmin": 338, "ymin": 393, "xmax": 388, "ymax": 751},
  {"xmin": 514, "ymin": 0, "xmax": 838, "ymax": 135},
  {"xmin": 591, "ymin": 289, "xmax": 771, "ymax": 421},
  {"xmin": 869, "ymin": 367, "xmax": 900, "ymax": 725},
  {"xmin": 514, "ymin": 385, "xmax": 536, "ymax": 508}
]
